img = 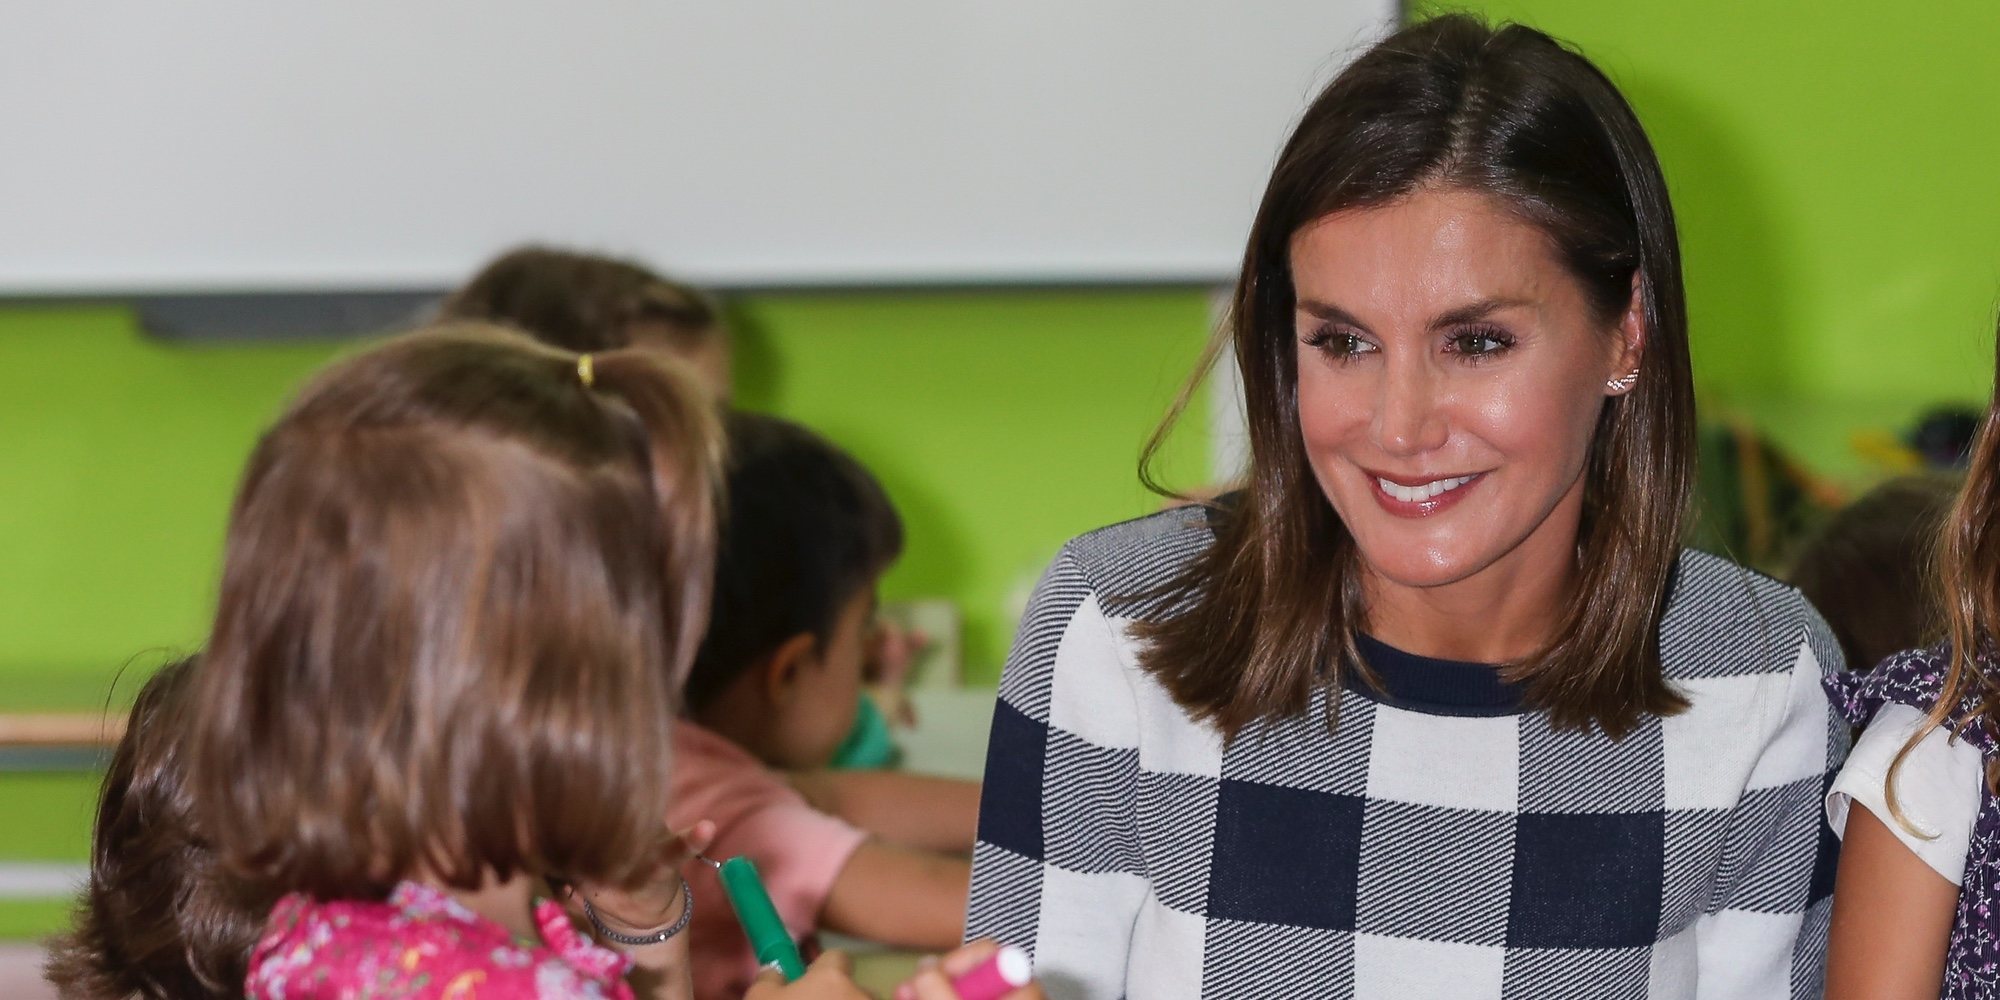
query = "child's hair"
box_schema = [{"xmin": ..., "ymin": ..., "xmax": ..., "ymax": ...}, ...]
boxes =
[
  {"xmin": 186, "ymin": 324, "xmax": 721, "ymax": 901},
  {"xmin": 43, "ymin": 655, "xmax": 273, "ymax": 999},
  {"xmin": 682, "ymin": 412, "xmax": 902, "ymax": 713},
  {"xmin": 1789, "ymin": 474, "xmax": 1955, "ymax": 671},
  {"xmin": 1890, "ymin": 317, "xmax": 2000, "ymax": 823},
  {"xmin": 439, "ymin": 245, "xmax": 722, "ymax": 354}
]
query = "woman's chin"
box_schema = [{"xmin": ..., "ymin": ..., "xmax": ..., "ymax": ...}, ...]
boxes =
[{"xmin": 1353, "ymin": 542, "xmax": 1493, "ymax": 591}]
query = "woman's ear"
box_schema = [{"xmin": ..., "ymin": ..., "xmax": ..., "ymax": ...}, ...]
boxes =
[
  {"xmin": 759, "ymin": 632, "xmax": 820, "ymax": 706},
  {"xmin": 1606, "ymin": 273, "xmax": 1646, "ymax": 395}
]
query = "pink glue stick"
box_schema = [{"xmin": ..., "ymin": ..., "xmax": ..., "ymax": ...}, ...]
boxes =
[{"xmin": 950, "ymin": 944, "xmax": 1032, "ymax": 1000}]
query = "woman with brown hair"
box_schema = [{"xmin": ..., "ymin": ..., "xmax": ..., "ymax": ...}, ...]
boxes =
[{"xmin": 965, "ymin": 14, "xmax": 1842, "ymax": 998}]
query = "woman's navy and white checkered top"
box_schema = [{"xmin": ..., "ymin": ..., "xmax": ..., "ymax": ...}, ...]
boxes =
[{"xmin": 966, "ymin": 505, "xmax": 1845, "ymax": 999}]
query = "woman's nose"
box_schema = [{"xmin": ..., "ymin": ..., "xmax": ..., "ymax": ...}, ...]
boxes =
[{"xmin": 1370, "ymin": 358, "xmax": 1449, "ymax": 456}]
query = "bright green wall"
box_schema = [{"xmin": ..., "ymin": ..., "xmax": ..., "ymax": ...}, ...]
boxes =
[
  {"xmin": 1459, "ymin": 0, "xmax": 2000, "ymax": 479},
  {"xmin": 0, "ymin": 309, "xmax": 344, "ymax": 707}
]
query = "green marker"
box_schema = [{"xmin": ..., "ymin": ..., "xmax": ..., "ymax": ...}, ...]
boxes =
[{"xmin": 707, "ymin": 855, "xmax": 807, "ymax": 981}]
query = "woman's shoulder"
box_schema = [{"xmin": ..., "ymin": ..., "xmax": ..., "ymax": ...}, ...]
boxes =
[
  {"xmin": 1055, "ymin": 502, "xmax": 1218, "ymax": 614},
  {"xmin": 1657, "ymin": 547, "xmax": 1841, "ymax": 683}
]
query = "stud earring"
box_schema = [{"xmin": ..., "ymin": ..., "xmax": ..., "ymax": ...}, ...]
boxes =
[{"xmin": 1606, "ymin": 370, "xmax": 1639, "ymax": 394}]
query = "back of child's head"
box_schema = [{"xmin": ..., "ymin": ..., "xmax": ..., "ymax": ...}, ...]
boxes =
[
  {"xmin": 44, "ymin": 655, "xmax": 270, "ymax": 1000},
  {"xmin": 1790, "ymin": 473, "xmax": 1955, "ymax": 671},
  {"xmin": 440, "ymin": 245, "xmax": 728, "ymax": 394},
  {"xmin": 186, "ymin": 324, "xmax": 721, "ymax": 902},
  {"xmin": 683, "ymin": 412, "xmax": 903, "ymax": 714}
]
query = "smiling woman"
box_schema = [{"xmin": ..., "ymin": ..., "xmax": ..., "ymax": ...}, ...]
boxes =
[
  {"xmin": 966, "ymin": 13, "xmax": 1844, "ymax": 1000},
  {"xmin": 1290, "ymin": 189, "xmax": 1645, "ymax": 670}
]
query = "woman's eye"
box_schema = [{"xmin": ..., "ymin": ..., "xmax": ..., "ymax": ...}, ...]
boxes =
[
  {"xmin": 1306, "ymin": 329, "xmax": 1376, "ymax": 359},
  {"xmin": 1447, "ymin": 328, "xmax": 1514, "ymax": 359}
]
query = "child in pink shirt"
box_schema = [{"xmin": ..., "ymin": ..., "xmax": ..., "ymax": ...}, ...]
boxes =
[
  {"xmin": 672, "ymin": 722, "xmax": 870, "ymax": 1000},
  {"xmin": 675, "ymin": 413, "xmax": 975, "ymax": 1000}
]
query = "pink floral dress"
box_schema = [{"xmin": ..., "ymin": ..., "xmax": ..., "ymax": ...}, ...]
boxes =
[{"xmin": 247, "ymin": 881, "xmax": 634, "ymax": 999}]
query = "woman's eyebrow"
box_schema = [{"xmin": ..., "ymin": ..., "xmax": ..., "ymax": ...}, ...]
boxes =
[
  {"xmin": 1429, "ymin": 297, "xmax": 1532, "ymax": 331},
  {"xmin": 1296, "ymin": 298, "xmax": 1370, "ymax": 333}
]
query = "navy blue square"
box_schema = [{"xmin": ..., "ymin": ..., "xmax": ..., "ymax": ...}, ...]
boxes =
[
  {"xmin": 1206, "ymin": 778, "xmax": 1364, "ymax": 930},
  {"xmin": 1508, "ymin": 812, "xmax": 1664, "ymax": 948},
  {"xmin": 977, "ymin": 699, "xmax": 1046, "ymax": 861}
]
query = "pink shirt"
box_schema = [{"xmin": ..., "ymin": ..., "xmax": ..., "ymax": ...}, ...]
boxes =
[
  {"xmin": 248, "ymin": 881, "xmax": 633, "ymax": 999},
  {"xmin": 669, "ymin": 721, "xmax": 868, "ymax": 1000}
]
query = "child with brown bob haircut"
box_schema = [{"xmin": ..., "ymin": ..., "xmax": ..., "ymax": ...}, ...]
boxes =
[
  {"xmin": 673, "ymin": 412, "xmax": 978, "ymax": 1000},
  {"xmin": 43, "ymin": 655, "xmax": 273, "ymax": 999},
  {"xmin": 181, "ymin": 325, "xmax": 742, "ymax": 998}
]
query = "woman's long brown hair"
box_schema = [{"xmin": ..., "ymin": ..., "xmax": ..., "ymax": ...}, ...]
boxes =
[{"xmin": 1135, "ymin": 15, "xmax": 1694, "ymax": 741}]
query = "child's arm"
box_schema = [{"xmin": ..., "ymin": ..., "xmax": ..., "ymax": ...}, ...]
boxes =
[
  {"xmin": 579, "ymin": 820, "xmax": 717, "ymax": 1000},
  {"xmin": 1824, "ymin": 807, "xmax": 1956, "ymax": 999},
  {"xmin": 819, "ymin": 839, "xmax": 971, "ymax": 951},
  {"xmin": 788, "ymin": 770, "xmax": 980, "ymax": 854}
]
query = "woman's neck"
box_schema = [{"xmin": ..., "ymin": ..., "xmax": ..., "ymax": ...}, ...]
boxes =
[{"xmin": 1361, "ymin": 508, "xmax": 1580, "ymax": 665}]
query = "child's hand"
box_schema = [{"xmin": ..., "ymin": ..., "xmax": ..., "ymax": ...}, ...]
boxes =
[
  {"xmin": 893, "ymin": 941, "xmax": 1044, "ymax": 1000},
  {"xmin": 743, "ymin": 951, "xmax": 871, "ymax": 999},
  {"xmin": 866, "ymin": 621, "xmax": 930, "ymax": 727},
  {"xmin": 580, "ymin": 819, "xmax": 717, "ymax": 933}
]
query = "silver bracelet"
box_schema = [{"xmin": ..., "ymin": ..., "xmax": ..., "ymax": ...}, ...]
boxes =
[{"xmin": 581, "ymin": 875, "xmax": 693, "ymax": 946}]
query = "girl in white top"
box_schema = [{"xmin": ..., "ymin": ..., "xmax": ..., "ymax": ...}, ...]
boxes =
[{"xmin": 1823, "ymin": 325, "xmax": 2000, "ymax": 1000}]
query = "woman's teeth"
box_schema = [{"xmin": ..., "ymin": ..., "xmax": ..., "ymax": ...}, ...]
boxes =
[{"xmin": 1377, "ymin": 474, "xmax": 1476, "ymax": 503}]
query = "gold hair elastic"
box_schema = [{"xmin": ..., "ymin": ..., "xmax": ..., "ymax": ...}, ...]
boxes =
[{"xmin": 577, "ymin": 354, "xmax": 595, "ymax": 388}]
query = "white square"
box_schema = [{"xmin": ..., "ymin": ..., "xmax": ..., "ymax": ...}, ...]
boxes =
[
  {"xmin": 1745, "ymin": 641, "xmax": 1831, "ymax": 791},
  {"xmin": 1662, "ymin": 673, "xmax": 1774, "ymax": 810},
  {"xmin": 1647, "ymin": 925, "xmax": 1698, "ymax": 995},
  {"xmin": 1364, "ymin": 704, "xmax": 1518, "ymax": 811},
  {"xmin": 1125, "ymin": 893, "xmax": 1206, "ymax": 997},
  {"xmin": 1123, "ymin": 622, "xmax": 1227, "ymax": 779},
  {"xmin": 1352, "ymin": 933, "xmax": 1504, "ymax": 999},
  {"xmin": 1692, "ymin": 908, "xmax": 1802, "ymax": 998},
  {"xmin": 1047, "ymin": 594, "xmax": 1140, "ymax": 751},
  {"xmin": 1032, "ymin": 865, "xmax": 1150, "ymax": 1000}
]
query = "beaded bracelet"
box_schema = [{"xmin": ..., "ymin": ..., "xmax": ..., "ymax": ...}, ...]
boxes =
[{"xmin": 581, "ymin": 875, "xmax": 693, "ymax": 946}]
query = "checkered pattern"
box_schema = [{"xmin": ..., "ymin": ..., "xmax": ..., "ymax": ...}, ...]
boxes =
[{"xmin": 967, "ymin": 507, "xmax": 1845, "ymax": 999}]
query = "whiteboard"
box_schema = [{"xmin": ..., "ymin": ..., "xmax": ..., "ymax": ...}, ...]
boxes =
[{"xmin": 0, "ymin": 3, "xmax": 1395, "ymax": 293}]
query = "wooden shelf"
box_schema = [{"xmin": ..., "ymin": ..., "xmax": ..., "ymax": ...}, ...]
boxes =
[{"xmin": 0, "ymin": 714, "xmax": 121, "ymax": 750}]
